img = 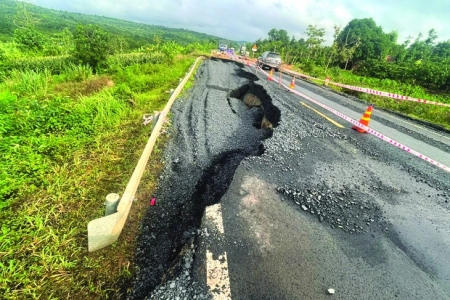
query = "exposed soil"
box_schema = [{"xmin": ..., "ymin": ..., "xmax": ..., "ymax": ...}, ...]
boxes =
[{"xmin": 54, "ymin": 76, "xmax": 114, "ymax": 98}]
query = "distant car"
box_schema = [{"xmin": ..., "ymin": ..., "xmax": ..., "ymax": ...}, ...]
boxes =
[
  {"xmin": 218, "ymin": 44, "xmax": 228, "ymax": 52},
  {"xmin": 257, "ymin": 51, "xmax": 282, "ymax": 71}
]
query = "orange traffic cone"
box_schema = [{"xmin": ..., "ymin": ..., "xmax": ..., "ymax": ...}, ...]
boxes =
[
  {"xmin": 352, "ymin": 104, "xmax": 373, "ymax": 133},
  {"xmin": 289, "ymin": 77, "xmax": 295, "ymax": 89},
  {"xmin": 268, "ymin": 68, "xmax": 274, "ymax": 81}
]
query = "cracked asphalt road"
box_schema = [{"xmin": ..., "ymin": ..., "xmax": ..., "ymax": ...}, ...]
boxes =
[{"xmin": 128, "ymin": 58, "xmax": 450, "ymax": 300}]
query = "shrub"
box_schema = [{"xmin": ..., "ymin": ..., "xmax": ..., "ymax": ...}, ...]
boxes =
[
  {"xmin": 73, "ymin": 24, "xmax": 110, "ymax": 71},
  {"xmin": 298, "ymin": 61, "xmax": 315, "ymax": 73},
  {"xmin": 355, "ymin": 59, "xmax": 450, "ymax": 91},
  {"xmin": 14, "ymin": 28, "xmax": 46, "ymax": 52}
]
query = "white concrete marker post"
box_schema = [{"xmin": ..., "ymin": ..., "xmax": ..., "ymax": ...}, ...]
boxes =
[
  {"xmin": 152, "ymin": 111, "xmax": 160, "ymax": 133},
  {"xmin": 88, "ymin": 57, "xmax": 203, "ymax": 252},
  {"xmin": 105, "ymin": 193, "xmax": 120, "ymax": 216}
]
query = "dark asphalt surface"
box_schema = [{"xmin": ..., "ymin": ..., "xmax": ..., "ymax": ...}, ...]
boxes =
[
  {"xmin": 273, "ymin": 68, "xmax": 450, "ymax": 165},
  {"xmin": 128, "ymin": 58, "xmax": 450, "ymax": 299}
]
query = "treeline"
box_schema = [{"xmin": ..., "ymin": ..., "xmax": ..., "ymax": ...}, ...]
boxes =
[
  {"xmin": 255, "ymin": 19, "xmax": 450, "ymax": 91},
  {"xmin": 0, "ymin": 0, "xmax": 220, "ymax": 51}
]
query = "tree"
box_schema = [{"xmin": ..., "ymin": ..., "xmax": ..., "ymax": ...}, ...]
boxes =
[
  {"xmin": 263, "ymin": 29, "xmax": 289, "ymax": 53},
  {"xmin": 337, "ymin": 18, "xmax": 394, "ymax": 63},
  {"xmin": 425, "ymin": 29, "xmax": 438, "ymax": 46},
  {"xmin": 12, "ymin": 1, "xmax": 45, "ymax": 52},
  {"xmin": 73, "ymin": 24, "xmax": 110, "ymax": 70},
  {"xmin": 432, "ymin": 40, "xmax": 450, "ymax": 60},
  {"xmin": 110, "ymin": 35, "xmax": 129, "ymax": 54},
  {"xmin": 59, "ymin": 27, "xmax": 74, "ymax": 55},
  {"xmin": 14, "ymin": 27, "xmax": 46, "ymax": 51},
  {"xmin": 405, "ymin": 32, "xmax": 430, "ymax": 62},
  {"xmin": 341, "ymin": 39, "xmax": 360, "ymax": 69},
  {"xmin": 42, "ymin": 27, "xmax": 74, "ymax": 56},
  {"xmin": 305, "ymin": 25, "xmax": 325, "ymax": 62},
  {"xmin": 405, "ymin": 29, "xmax": 439, "ymax": 62},
  {"xmin": 326, "ymin": 25, "xmax": 341, "ymax": 70},
  {"xmin": 268, "ymin": 29, "xmax": 289, "ymax": 44}
]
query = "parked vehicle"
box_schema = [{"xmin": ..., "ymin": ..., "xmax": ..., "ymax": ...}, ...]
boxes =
[{"xmin": 257, "ymin": 51, "xmax": 282, "ymax": 71}]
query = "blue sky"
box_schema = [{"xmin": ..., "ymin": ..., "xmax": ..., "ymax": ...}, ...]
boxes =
[{"xmin": 27, "ymin": 0, "xmax": 450, "ymax": 45}]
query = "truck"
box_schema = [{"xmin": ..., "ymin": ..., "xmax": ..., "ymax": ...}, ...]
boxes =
[
  {"xmin": 218, "ymin": 43, "xmax": 228, "ymax": 52},
  {"xmin": 239, "ymin": 44, "xmax": 250, "ymax": 58}
]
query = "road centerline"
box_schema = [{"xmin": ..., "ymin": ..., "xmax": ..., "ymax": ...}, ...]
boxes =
[{"xmin": 300, "ymin": 101, "xmax": 345, "ymax": 128}]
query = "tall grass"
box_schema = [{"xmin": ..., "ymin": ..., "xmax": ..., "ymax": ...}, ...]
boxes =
[
  {"xmin": 0, "ymin": 88, "xmax": 132, "ymax": 297},
  {"xmin": 62, "ymin": 63, "xmax": 93, "ymax": 82},
  {"xmin": 3, "ymin": 68, "xmax": 52, "ymax": 96},
  {"xmin": 0, "ymin": 54, "xmax": 197, "ymax": 299}
]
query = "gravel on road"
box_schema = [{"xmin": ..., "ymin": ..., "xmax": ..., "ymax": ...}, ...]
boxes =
[{"xmin": 127, "ymin": 58, "xmax": 450, "ymax": 299}]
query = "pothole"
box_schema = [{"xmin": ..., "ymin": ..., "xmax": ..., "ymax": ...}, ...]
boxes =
[
  {"xmin": 227, "ymin": 82, "xmax": 281, "ymax": 129},
  {"xmin": 275, "ymin": 184, "xmax": 387, "ymax": 234}
]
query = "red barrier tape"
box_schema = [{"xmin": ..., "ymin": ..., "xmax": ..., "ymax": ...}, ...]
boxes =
[
  {"xmin": 329, "ymin": 81, "xmax": 450, "ymax": 108},
  {"xmin": 230, "ymin": 54, "xmax": 446, "ymax": 108},
  {"xmin": 271, "ymin": 67, "xmax": 450, "ymax": 108},
  {"xmin": 255, "ymin": 66, "xmax": 450, "ymax": 174}
]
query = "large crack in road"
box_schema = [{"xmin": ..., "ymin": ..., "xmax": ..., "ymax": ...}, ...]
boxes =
[
  {"xmin": 128, "ymin": 58, "xmax": 279, "ymax": 299},
  {"xmin": 127, "ymin": 58, "xmax": 450, "ymax": 299}
]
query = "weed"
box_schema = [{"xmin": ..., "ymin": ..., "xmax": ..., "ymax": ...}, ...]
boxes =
[{"xmin": 0, "ymin": 54, "xmax": 199, "ymax": 299}]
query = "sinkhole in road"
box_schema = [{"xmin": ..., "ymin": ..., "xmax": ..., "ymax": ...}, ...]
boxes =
[
  {"xmin": 129, "ymin": 81, "xmax": 280, "ymax": 299},
  {"xmin": 227, "ymin": 82, "xmax": 281, "ymax": 129}
]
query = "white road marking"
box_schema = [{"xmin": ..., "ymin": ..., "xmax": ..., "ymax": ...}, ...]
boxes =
[
  {"xmin": 206, "ymin": 250, "xmax": 231, "ymax": 300},
  {"xmin": 206, "ymin": 203, "xmax": 225, "ymax": 234},
  {"xmin": 205, "ymin": 204, "xmax": 231, "ymax": 299}
]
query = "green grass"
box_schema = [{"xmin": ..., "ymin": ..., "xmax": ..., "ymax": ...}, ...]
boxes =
[
  {"xmin": 61, "ymin": 63, "xmax": 92, "ymax": 82},
  {"xmin": 4, "ymin": 68, "xmax": 52, "ymax": 96},
  {"xmin": 0, "ymin": 54, "xmax": 198, "ymax": 299}
]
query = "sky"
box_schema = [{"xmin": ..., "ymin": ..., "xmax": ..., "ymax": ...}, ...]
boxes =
[{"xmin": 27, "ymin": 0, "xmax": 450, "ymax": 45}]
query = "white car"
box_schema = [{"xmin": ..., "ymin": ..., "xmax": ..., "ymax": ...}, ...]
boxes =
[{"xmin": 257, "ymin": 51, "xmax": 282, "ymax": 71}]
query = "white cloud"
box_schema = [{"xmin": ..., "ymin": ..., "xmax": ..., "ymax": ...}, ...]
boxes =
[{"xmin": 28, "ymin": 0, "xmax": 450, "ymax": 45}]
